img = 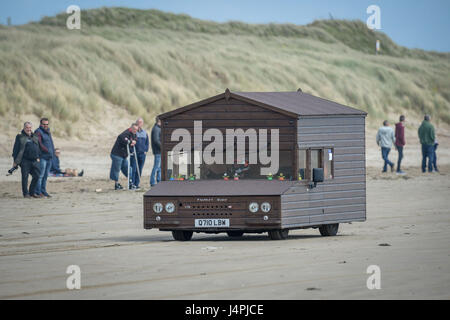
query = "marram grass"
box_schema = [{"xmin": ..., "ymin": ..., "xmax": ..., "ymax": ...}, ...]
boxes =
[{"xmin": 0, "ymin": 7, "xmax": 448, "ymax": 138}]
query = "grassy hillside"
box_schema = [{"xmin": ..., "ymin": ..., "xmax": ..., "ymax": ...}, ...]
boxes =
[{"xmin": 0, "ymin": 7, "xmax": 449, "ymax": 139}]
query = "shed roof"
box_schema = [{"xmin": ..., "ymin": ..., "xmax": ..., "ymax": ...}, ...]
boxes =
[{"xmin": 159, "ymin": 89, "xmax": 367, "ymax": 119}]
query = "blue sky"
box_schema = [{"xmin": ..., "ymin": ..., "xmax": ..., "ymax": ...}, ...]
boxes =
[{"xmin": 1, "ymin": 0, "xmax": 449, "ymax": 52}]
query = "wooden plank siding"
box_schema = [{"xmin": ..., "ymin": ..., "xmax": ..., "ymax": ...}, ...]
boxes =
[
  {"xmin": 280, "ymin": 115, "xmax": 366, "ymax": 228},
  {"xmin": 161, "ymin": 98, "xmax": 298, "ymax": 180}
]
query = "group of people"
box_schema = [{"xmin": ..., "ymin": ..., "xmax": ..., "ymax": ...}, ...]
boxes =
[
  {"xmin": 12, "ymin": 116, "xmax": 162, "ymax": 198},
  {"xmin": 109, "ymin": 116, "xmax": 161, "ymax": 190},
  {"xmin": 12, "ymin": 118, "xmax": 82, "ymax": 198},
  {"xmin": 376, "ymin": 114, "xmax": 439, "ymax": 174},
  {"xmin": 13, "ymin": 113, "xmax": 439, "ymax": 197}
]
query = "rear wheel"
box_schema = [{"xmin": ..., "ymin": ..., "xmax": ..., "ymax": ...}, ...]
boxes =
[
  {"xmin": 268, "ymin": 229, "xmax": 289, "ymax": 240},
  {"xmin": 227, "ymin": 231, "xmax": 244, "ymax": 237},
  {"xmin": 172, "ymin": 230, "xmax": 193, "ymax": 241},
  {"xmin": 319, "ymin": 223, "xmax": 339, "ymax": 236}
]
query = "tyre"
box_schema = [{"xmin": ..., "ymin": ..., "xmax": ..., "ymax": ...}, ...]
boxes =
[
  {"xmin": 319, "ymin": 223, "xmax": 339, "ymax": 236},
  {"xmin": 227, "ymin": 231, "xmax": 244, "ymax": 237},
  {"xmin": 268, "ymin": 229, "xmax": 289, "ymax": 240},
  {"xmin": 172, "ymin": 230, "xmax": 193, "ymax": 241}
]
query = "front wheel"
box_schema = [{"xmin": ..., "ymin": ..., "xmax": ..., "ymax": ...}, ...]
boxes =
[
  {"xmin": 172, "ymin": 230, "xmax": 193, "ymax": 241},
  {"xmin": 319, "ymin": 223, "xmax": 339, "ymax": 236},
  {"xmin": 268, "ymin": 229, "xmax": 289, "ymax": 240}
]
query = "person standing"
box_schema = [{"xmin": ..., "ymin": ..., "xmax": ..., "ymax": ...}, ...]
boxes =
[
  {"xmin": 110, "ymin": 123, "xmax": 138, "ymax": 190},
  {"xmin": 376, "ymin": 120, "xmax": 395, "ymax": 173},
  {"xmin": 395, "ymin": 115, "xmax": 406, "ymax": 174},
  {"xmin": 34, "ymin": 118, "xmax": 55, "ymax": 197},
  {"xmin": 130, "ymin": 117, "xmax": 149, "ymax": 190},
  {"xmin": 150, "ymin": 116, "xmax": 161, "ymax": 187},
  {"xmin": 418, "ymin": 115, "xmax": 435, "ymax": 173},
  {"xmin": 12, "ymin": 122, "xmax": 41, "ymax": 198}
]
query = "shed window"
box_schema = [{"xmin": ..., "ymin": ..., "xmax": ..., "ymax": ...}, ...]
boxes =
[
  {"xmin": 166, "ymin": 149, "xmax": 294, "ymax": 180},
  {"xmin": 324, "ymin": 148, "xmax": 334, "ymax": 179},
  {"xmin": 297, "ymin": 148, "xmax": 334, "ymax": 181},
  {"xmin": 298, "ymin": 149, "xmax": 306, "ymax": 180},
  {"xmin": 167, "ymin": 150, "xmax": 189, "ymax": 179},
  {"xmin": 310, "ymin": 149, "xmax": 321, "ymax": 179}
]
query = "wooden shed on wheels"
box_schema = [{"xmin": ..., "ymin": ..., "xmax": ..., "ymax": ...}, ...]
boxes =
[{"xmin": 144, "ymin": 89, "xmax": 367, "ymax": 240}]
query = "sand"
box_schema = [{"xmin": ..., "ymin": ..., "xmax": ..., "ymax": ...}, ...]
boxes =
[
  {"xmin": 0, "ymin": 123, "xmax": 449, "ymax": 299},
  {"xmin": 0, "ymin": 154, "xmax": 449, "ymax": 299}
]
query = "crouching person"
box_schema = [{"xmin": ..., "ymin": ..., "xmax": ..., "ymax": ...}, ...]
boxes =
[
  {"xmin": 110, "ymin": 123, "xmax": 138, "ymax": 190},
  {"xmin": 12, "ymin": 122, "xmax": 41, "ymax": 198}
]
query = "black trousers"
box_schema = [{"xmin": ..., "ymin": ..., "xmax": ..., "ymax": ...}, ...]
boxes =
[
  {"xmin": 396, "ymin": 146, "xmax": 403, "ymax": 172},
  {"xmin": 20, "ymin": 159, "xmax": 41, "ymax": 196}
]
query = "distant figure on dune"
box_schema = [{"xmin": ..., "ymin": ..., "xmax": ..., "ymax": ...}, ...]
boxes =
[
  {"xmin": 50, "ymin": 148, "xmax": 84, "ymax": 177},
  {"xmin": 376, "ymin": 120, "xmax": 395, "ymax": 173},
  {"xmin": 395, "ymin": 115, "xmax": 406, "ymax": 174},
  {"xmin": 418, "ymin": 114, "xmax": 436, "ymax": 173}
]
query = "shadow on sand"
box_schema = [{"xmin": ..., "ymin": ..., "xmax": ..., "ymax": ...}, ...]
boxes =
[{"xmin": 105, "ymin": 232, "xmax": 350, "ymax": 243}]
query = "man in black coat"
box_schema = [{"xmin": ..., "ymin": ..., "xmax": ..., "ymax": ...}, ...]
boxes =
[
  {"xmin": 12, "ymin": 122, "xmax": 41, "ymax": 198},
  {"xmin": 110, "ymin": 123, "xmax": 138, "ymax": 190},
  {"xmin": 150, "ymin": 116, "xmax": 161, "ymax": 187}
]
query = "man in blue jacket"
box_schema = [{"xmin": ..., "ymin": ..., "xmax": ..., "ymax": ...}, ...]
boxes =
[
  {"xmin": 34, "ymin": 118, "xmax": 55, "ymax": 197},
  {"xmin": 130, "ymin": 117, "xmax": 149, "ymax": 189}
]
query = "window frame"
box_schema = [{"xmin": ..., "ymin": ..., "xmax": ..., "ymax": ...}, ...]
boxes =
[{"xmin": 296, "ymin": 146, "xmax": 334, "ymax": 182}]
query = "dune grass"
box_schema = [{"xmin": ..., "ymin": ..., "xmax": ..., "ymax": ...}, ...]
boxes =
[{"xmin": 0, "ymin": 7, "xmax": 449, "ymax": 138}]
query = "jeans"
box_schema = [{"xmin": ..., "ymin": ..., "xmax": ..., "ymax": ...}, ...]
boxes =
[
  {"xmin": 381, "ymin": 147, "xmax": 393, "ymax": 172},
  {"xmin": 421, "ymin": 144, "xmax": 434, "ymax": 173},
  {"xmin": 396, "ymin": 146, "xmax": 403, "ymax": 172},
  {"xmin": 150, "ymin": 154, "xmax": 161, "ymax": 186},
  {"xmin": 35, "ymin": 158, "xmax": 52, "ymax": 195},
  {"xmin": 20, "ymin": 159, "xmax": 40, "ymax": 196},
  {"xmin": 432, "ymin": 143, "xmax": 438, "ymax": 171},
  {"xmin": 130, "ymin": 152, "xmax": 146, "ymax": 187},
  {"xmin": 110, "ymin": 154, "xmax": 129, "ymax": 182}
]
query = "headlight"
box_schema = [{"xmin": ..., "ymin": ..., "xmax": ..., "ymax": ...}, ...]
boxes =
[
  {"xmin": 249, "ymin": 202, "xmax": 259, "ymax": 213},
  {"xmin": 153, "ymin": 202, "xmax": 163, "ymax": 213},
  {"xmin": 165, "ymin": 202, "xmax": 175, "ymax": 213},
  {"xmin": 261, "ymin": 202, "xmax": 271, "ymax": 213}
]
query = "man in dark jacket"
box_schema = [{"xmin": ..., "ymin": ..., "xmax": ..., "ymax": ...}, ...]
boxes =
[
  {"xmin": 130, "ymin": 117, "xmax": 149, "ymax": 189},
  {"xmin": 418, "ymin": 115, "xmax": 435, "ymax": 173},
  {"xmin": 110, "ymin": 123, "xmax": 138, "ymax": 190},
  {"xmin": 34, "ymin": 118, "xmax": 55, "ymax": 197},
  {"xmin": 12, "ymin": 122, "xmax": 41, "ymax": 198},
  {"xmin": 395, "ymin": 115, "xmax": 406, "ymax": 174},
  {"xmin": 150, "ymin": 116, "xmax": 161, "ymax": 187}
]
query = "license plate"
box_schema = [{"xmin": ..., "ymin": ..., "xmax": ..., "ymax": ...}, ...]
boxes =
[{"xmin": 195, "ymin": 219, "xmax": 230, "ymax": 228}]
